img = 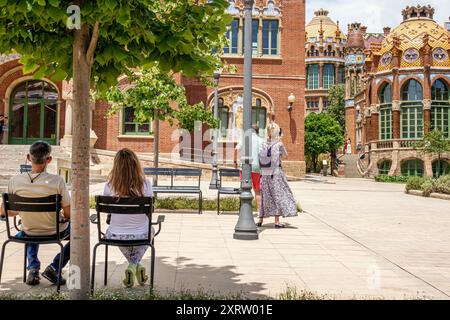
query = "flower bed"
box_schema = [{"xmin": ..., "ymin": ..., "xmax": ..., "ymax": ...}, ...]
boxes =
[{"xmin": 405, "ymin": 175, "xmax": 450, "ymax": 200}]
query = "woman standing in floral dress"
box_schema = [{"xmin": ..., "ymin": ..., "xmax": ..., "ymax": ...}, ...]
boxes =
[{"xmin": 257, "ymin": 122, "xmax": 298, "ymax": 228}]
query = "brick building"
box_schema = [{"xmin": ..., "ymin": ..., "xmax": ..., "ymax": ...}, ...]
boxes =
[
  {"xmin": 0, "ymin": 0, "xmax": 306, "ymax": 178},
  {"xmin": 344, "ymin": 5, "xmax": 450, "ymax": 178}
]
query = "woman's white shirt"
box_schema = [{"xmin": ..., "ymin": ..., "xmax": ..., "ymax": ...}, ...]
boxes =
[{"xmin": 103, "ymin": 180, "xmax": 153, "ymax": 235}]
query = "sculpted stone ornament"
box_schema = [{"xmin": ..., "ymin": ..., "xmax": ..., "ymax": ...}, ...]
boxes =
[
  {"xmin": 380, "ymin": 52, "xmax": 393, "ymax": 66},
  {"xmin": 392, "ymin": 100, "xmax": 401, "ymax": 111},
  {"xmin": 423, "ymin": 99, "xmax": 432, "ymax": 110},
  {"xmin": 370, "ymin": 104, "xmax": 380, "ymax": 114},
  {"xmin": 432, "ymin": 48, "xmax": 448, "ymax": 62},
  {"xmin": 403, "ymin": 48, "xmax": 420, "ymax": 64}
]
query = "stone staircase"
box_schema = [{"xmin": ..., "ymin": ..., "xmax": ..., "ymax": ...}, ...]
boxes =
[
  {"xmin": 340, "ymin": 154, "xmax": 363, "ymax": 178},
  {"xmin": 0, "ymin": 145, "xmax": 108, "ymax": 193}
]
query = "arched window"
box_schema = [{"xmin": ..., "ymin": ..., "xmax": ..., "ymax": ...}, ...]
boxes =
[
  {"xmin": 401, "ymin": 159, "xmax": 424, "ymax": 177},
  {"xmin": 379, "ymin": 83, "xmax": 393, "ymax": 140},
  {"xmin": 402, "ymin": 79, "xmax": 423, "ymax": 101},
  {"xmin": 379, "ymin": 83, "xmax": 392, "ymax": 104},
  {"xmin": 307, "ymin": 64, "xmax": 320, "ymax": 89},
  {"xmin": 401, "ymin": 80, "xmax": 424, "ymax": 139},
  {"xmin": 310, "ymin": 46, "xmax": 315, "ymax": 56},
  {"xmin": 431, "ymin": 79, "xmax": 450, "ymax": 139},
  {"xmin": 432, "ymin": 159, "xmax": 450, "ymax": 177},
  {"xmin": 9, "ymin": 80, "xmax": 58, "ymax": 145},
  {"xmin": 323, "ymin": 64, "xmax": 335, "ymax": 89},
  {"xmin": 378, "ymin": 160, "xmax": 392, "ymax": 175},
  {"xmin": 431, "ymin": 79, "xmax": 449, "ymax": 101}
]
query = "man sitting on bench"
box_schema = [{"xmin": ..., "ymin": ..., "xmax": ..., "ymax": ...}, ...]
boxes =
[{"xmin": 0, "ymin": 141, "xmax": 71, "ymax": 286}]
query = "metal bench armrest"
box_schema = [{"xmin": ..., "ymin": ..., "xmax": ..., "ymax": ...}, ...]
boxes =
[
  {"xmin": 13, "ymin": 217, "xmax": 21, "ymax": 232},
  {"xmin": 152, "ymin": 215, "xmax": 165, "ymax": 237},
  {"xmin": 89, "ymin": 214, "xmax": 98, "ymax": 224}
]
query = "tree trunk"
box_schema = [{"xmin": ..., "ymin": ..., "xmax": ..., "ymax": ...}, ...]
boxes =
[
  {"xmin": 153, "ymin": 110, "xmax": 159, "ymax": 185},
  {"xmin": 70, "ymin": 23, "xmax": 92, "ymax": 300}
]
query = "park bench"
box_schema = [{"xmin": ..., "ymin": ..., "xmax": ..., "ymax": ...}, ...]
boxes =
[
  {"xmin": 217, "ymin": 168, "xmax": 241, "ymax": 215},
  {"xmin": 89, "ymin": 196, "xmax": 165, "ymax": 294},
  {"xmin": 144, "ymin": 168, "xmax": 203, "ymax": 214},
  {"xmin": 20, "ymin": 164, "xmax": 32, "ymax": 174},
  {"xmin": 0, "ymin": 194, "xmax": 68, "ymax": 292}
]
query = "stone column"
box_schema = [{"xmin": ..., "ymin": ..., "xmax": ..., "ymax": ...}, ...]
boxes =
[
  {"xmin": 60, "ymin": 80, "xmax": 74, "ymax": 149},
  {"xmin": 392, "ymin": 69, "xmax": 401, "ymax": 140},
  {"xmin": 334, "ymin": 63, "xmax": 339, "ymax": 84},
  {"xmin": 370, "ymin": 104, "xmax": 380, "ymax": 142},
  {"xmin": 423, "ymin": 99, "xmax": 431, "ymax": 134},
  {"xmin": 392, "ymin": 100, "xmax": 401, "ymax": 139}
]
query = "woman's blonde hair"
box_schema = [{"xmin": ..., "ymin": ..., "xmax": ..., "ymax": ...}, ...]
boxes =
[
  {"xmin": 108, "ymin": 148, "xmax": 145, "ymax": 197},
  {"xmin": 267, "ymin": 122, "xmax": 281, "ymax": 140}
]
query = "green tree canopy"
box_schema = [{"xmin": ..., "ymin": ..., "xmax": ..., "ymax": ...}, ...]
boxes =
[
  {"xmin": 327, "ymin": 84, "xmax": 345, "ymax": 134},
  {"xmin": 305, "ymin": 112, "xmax": 344, "ymax": 172},
  {"xmin": 104, "ymin": 67, "xmax": 218, "ymax": 133},
  {"xmin": 0, "ymin": 0, "xmax": 231, "ymax": 92},
  {"xmin": 413, "ymin": 129, "xmax": 450, "ymax": 177}
]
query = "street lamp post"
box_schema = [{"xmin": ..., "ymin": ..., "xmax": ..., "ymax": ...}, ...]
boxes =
[
  {"xmin": 209, "ymin": 70, "xmax": 222, "ymax": 190},
  {"xmin": 233, "ymin": 0, "xmax": 258, "ymax": 240}
]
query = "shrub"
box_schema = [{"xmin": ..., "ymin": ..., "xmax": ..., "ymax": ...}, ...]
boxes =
[
  {"xmin": 375, "ymin": 175, "xmax": 409, "ymax": 184},
  {"xmin": 434, "ymin": 175, "xmax": 450, "ymax": 195},
  {"xmin": 89, "ymin": 196, "xmax": 307, "ymax": 213},
  {"xmin": 421, "ymin": 179, "xmax": 435, "ymax": 197},
  {"xmin": 405, "ymin": 176, "xmax": 425, "ymax": 192}
]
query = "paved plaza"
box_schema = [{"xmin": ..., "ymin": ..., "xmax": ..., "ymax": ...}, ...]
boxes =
[{"xmin": 1, "ymin": 177, "xmax": 449, "ymax": 299}]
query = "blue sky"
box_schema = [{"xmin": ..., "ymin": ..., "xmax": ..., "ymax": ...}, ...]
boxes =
[{"xmin": 306, "ymin": 0, "xmax": 450, "ymax": 33}]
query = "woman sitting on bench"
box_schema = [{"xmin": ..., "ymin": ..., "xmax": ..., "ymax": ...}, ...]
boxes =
[{"xmin": 103, "ymin": 148, "xmax": 154, "ymax": 287}]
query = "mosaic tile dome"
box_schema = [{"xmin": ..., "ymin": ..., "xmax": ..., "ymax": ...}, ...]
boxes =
[
  {"xmin": 378, "ymin": 5, "xmax": 450, "ymax": 72},
  {"xmin": 306, "ymin": 9, "xmax": 343, "ymax": 42}
]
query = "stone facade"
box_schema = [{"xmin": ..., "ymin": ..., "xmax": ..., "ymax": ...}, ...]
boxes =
[
  {"xmin": 0, "ymin": 0, "xmax": 306, "ymax": 178},
  {"xmin": 345, "ymin": 5, "xmax": 450, "ymax": 178}
]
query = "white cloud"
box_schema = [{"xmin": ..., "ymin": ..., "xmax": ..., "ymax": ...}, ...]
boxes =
[{"xmin": 306, "ymin": 0, "xmax": 450, "ymax": 33}]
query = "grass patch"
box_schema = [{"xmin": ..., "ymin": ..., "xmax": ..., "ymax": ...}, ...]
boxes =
[
  {"xmin": 278, "ymin": 285, "xmax": 325, "ymax": 300},
  {"xmin": 90, "ymin": 196, "xmax": 303, "ymax": 213}
]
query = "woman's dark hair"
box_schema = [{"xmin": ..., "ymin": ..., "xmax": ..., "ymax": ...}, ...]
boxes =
[{"xmin": 29, "ymin": 141, "xmax": 52, "ymax": 165}]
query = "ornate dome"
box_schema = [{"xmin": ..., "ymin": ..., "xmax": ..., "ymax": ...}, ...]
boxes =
[
  {"xmin": 306, "ymin": 9, "xmax": 343, "ymax": 42},
  {"xmin": 378, "ymin": 5, "xmax": 450, "ymax": 72}
]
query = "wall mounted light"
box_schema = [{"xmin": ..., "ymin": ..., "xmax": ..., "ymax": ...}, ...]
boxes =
[{"xmin": 288, "ymin": 93, "xmax": 296, "ymax": 111}]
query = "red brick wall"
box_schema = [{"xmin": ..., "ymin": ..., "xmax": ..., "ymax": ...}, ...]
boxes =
[{"xmin": 93, "ymin": 0, "xmax": 306, "ymax": 164}]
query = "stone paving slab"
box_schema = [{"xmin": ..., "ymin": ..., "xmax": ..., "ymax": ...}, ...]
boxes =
[{"xmin": 1, "ymin": 178, "xmax": 450, "ymax": 299}]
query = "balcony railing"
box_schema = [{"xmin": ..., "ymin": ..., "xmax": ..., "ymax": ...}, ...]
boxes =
[{"xmin": 369, "ymin": 139, "xmax": 418, "ymax": 151}]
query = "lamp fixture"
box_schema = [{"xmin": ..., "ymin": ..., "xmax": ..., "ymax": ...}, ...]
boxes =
[{"xmin": 288, "ymin": 93, "xmax": 296, "ymax": 111}]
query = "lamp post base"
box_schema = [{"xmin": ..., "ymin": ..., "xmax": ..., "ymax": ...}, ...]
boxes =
[
  {"xmin": 209, "ymin": 169, "xmax": 219, "ymax": 190},
  {"xmin": 233, "ymin": 230, "xmax": 258, "ymax": 240}
]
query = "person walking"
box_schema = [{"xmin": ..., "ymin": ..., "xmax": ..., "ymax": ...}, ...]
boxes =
[
  {"xmin": 236, "ymin": 124, "xmax": 263, "ymax": 210},
  {"xmin": 346, "ymin": 138, "xmax": 352, "ymax": 154},
  {"xmin": 257, "ymin": 122, "xmax": 298, "ymax": 228},
  {"xmin": 103, "ymin": 148, "xmax": 154, "ymax": 288},
  {"xmin": 0, "ymin": 115, "xmax": 6, "ymax": 144}
]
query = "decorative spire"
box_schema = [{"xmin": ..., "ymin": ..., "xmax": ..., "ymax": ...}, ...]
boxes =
[
  {"xmin": 347, "ymin": 23, "xmax": 365, "ymax": 49},
  {"xmin": 401, "ymin": 5, "xmax": 435, "ymax": 21},
  {"xmin": 314, "ymin": 8, "xmax": 329, "ymax": 17},
  {"xmin": 319, "ymin": 19, "xmax": 324, "ymax": 37}
]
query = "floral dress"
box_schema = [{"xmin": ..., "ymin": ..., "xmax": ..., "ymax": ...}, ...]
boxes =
[{"xmin": 259, "ymin": 140, "xmax": 298, "ymax": 218}]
